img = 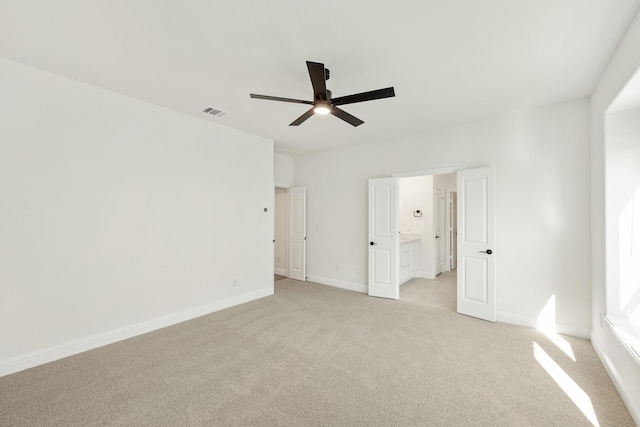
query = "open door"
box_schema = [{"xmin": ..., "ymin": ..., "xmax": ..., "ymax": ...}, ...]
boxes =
[
  {"xmin": 457, "ymin": 167, "xmax": 495, "ymax": 321},
  {"xmin": 288, "ymin": 186, "xmax": 306, "ymax": 281},
  {"xmin": 368, "ymin": 177, "xmax": 399, "ymax": 299}
]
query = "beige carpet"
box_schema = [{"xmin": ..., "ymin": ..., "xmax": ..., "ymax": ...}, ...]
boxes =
[{"xmin": 0, "ymin": 272, "xmax": 634, "ymax": 426}]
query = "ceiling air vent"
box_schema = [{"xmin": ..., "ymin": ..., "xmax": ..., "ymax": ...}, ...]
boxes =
[{"xmin": 202, "ymin": 106, "xmax": 228, "ymax": 117}]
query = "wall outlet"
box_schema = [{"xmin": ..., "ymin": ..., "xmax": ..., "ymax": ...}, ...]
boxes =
[
  {"xmin": 335, "ymin": 265, "xmax": 340, "ymax": 272},
  {"xmin": 277, "ymin": 257, "xmax": 280, "ymax": 263},
  {"xmin": 356, "ymin": 268, "xmax": 360, "ymax": 276},
  {"xmin": 232, "ymin": 279, "xmax": 238, "ymax": 287}
]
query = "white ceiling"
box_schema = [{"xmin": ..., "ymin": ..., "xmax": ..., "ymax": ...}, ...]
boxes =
[{"xmin": 1, "ymin": 1, "xmax": 639, "ymax": 154}]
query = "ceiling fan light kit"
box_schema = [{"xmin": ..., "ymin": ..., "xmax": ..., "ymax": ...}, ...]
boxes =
[
  {"xmin": 313, "ymin": 100, "xmax": 331, "ymax": 115},
  {"xmin": 250, "ymin": 61, "xmax": 395, "ymax": 127}
]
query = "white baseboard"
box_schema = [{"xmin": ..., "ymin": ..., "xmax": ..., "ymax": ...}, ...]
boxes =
[
  {"xmin": 496, "ymin": 311, "xmax": 590, "ymax": 339},
  {"xmin": 274, "ymin": 268, "xmax": 287, "ymax": 276},
  {"xmin": 418, "ymin": 271, "xmax": 436, "ymax": 280},
  {"xmin": 0, "ymin": 286, "xmax": 274, "ymax": 377},
  {"xmin": 591, "ymin": 331, "xmax": 640, "ymax": 425},
  {"xmin": 306, "ymin": 275, "xmax": 367, "ymax": 293}
]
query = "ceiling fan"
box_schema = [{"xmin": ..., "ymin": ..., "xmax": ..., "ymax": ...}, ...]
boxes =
[{"xmin": 250, "ymin": 61, "xmax": 395, "ymax": 127}]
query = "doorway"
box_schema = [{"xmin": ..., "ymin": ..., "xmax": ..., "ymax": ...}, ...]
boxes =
[
  {"xmin": 395, "ymin": 173, "xmax": 456, "ymax": 283},
  {"xmin": 396, "ymin": 175, "xmax": 456, "ymax": 310},
  {"xmin": 274, "ymin": 186, "xmax": 307, "ymax": 282},
  {"xmin": 368, "ymin": 167, "xmax": 495, "ymax": 322},
  {"xmin": 274, "ymin": 187, "xmax": 288, "ymax": 280}
]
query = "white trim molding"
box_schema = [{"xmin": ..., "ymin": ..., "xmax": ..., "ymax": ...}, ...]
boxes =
[
  {"xmin": 496, "ymin": 311, "xmax": 591, "ymax": 339},
  {"xmin": 418, "ymin": 270, "xmax": 436, "ymax": 280},
  {"xmin": 592, "ymin": 330, "xmax": 640, "ymax": 425},
  {"xmin": 306, "ymin": 275, "xmax": 367, "ymax": 294},
  {"xmin": 274, "ymin": 268, "xmax": 287, "ymax": 276},
  {"xmin": 392, "ymin": 166, "xmax": 463, "ymax": 178},
  {"xmin": 0, "ymin": 286, "xmax": 274, "ymax": 377}
]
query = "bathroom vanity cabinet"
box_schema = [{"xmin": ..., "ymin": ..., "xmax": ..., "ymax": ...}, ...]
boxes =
[{"xmin": 399, "ymin": 237, "xmax": 420, "ymax": 284}]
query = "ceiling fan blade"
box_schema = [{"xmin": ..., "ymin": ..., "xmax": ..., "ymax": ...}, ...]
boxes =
[
  {"xmin": 250, "ymin": 94, "xmax": 312, "ymax": 105},
  {"xmin": 331, "ymin": 87, "xmax": 395, "ymax": 106},
  {"xmin": 289, "ymin": 108, "xmax": 316, "ymax": 126},
  {"xmin": 306, "ymin": 61, "xmax": 328, "ymax": 101},
  {"xmin": 331, "ymin": 107, "xmax": 364, "ymax": 127}
]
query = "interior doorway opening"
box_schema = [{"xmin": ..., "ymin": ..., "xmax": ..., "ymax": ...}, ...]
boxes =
[
  {"xmin": 368, "ymin": 166, "xmax": 495, "ymax": 322},
  {"xmin": 274, "ymin": 185, "xmax": 307, "ymax": 283},
  {"xmin": 397, "ymin": 172, "xmax": 457, "ymax": 286},
  {"xmin": 274, "ymin": 186, "xmax": 288, "ymax": 281}
]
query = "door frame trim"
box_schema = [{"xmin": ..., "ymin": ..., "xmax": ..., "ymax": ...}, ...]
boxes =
[
  {"xmin": 392, "ymin": 166, "xmax": 462, "ymax": 178},
  {"xmin": 445, "ymin": 189, "xmax": 457, "ymax": 271},
  {"xmin": 274, "ymin": 185, "xmax": 289, "ymax": 277},
  {"xmin": 434, "ymin": 187, "xmax": 445, "ymax": 275}
]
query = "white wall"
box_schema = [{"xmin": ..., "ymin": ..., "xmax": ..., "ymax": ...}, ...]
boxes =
[
  {"xmin": 591, "ymin": 7, "xmax": 640, "ymax": 422},
  {"xmin": 434, "ymin": 173, "xmax": 456, "ymax": 191},
  {"xmin": 0, "ymin": 58, "xmax": 274, "ymax": 374},
  {"xmin": 294, "ymin": 98, "xmax": 591, "ymax": 336},
  {"xmin": 274, "ymin": 153, "xmax": 293, "ymax": 187},
  {"xmin": 399, "ymin": 176, "xmax": 434, "ymax": 277},
  {"xmin": 274, "ymin": 187, "xmax": 288, "ymax": 275},
  {"xmin": 605, "ymin": 107, "xmax": 640, "ymax": 323}
]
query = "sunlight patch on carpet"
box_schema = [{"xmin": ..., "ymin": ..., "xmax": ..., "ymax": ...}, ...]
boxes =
[
  {"xmin": 533, "ymin": 342, "xmax": 599, "ymax": 426},
  {"xmin": 536, "ymin": 295, "xmax": 575, "ymax": 361}
]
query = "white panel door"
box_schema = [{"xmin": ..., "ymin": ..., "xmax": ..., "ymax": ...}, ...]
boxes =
[
  {"xmin": 288, "ymin": 186, "xmax": 306, "ymax": 281},
  {"xmin": 457, "ymin": 168, "xmax": 495, "ymax": 321},
  {"xmin": 368, "ymin": 177, "xmax": 399, "ymax": 299}
]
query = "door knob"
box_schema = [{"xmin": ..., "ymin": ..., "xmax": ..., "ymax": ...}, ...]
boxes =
[
  {"xmin": 479, "ymin": 249, "xmax": 492, "ymax": 255},
  {"xmin": 370, "ymin": 241, "xmax": 377, "ymax": 246}
]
